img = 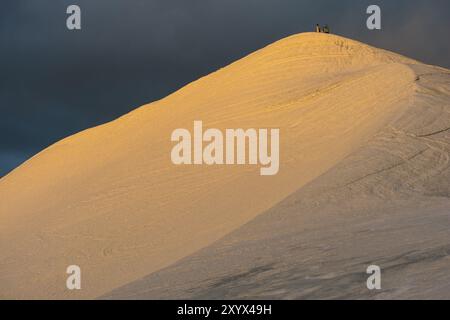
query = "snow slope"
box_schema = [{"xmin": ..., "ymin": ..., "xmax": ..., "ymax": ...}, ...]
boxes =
[
  {"xmin": 105, "ymin": 63, "xmax": 450, "ymax": 300},
  {"xmin": 1, "ymin": 33, "xmax": 449, "ymax": 299}
]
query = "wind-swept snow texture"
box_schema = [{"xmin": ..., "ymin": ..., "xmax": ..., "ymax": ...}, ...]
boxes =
[{"xmin": 1, "ymin": 33, "xmax": 449, "ymax": 299}]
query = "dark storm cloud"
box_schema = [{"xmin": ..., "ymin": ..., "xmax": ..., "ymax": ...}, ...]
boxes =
[{"xmin": 1, "ymin": 0, "xmax": 449, "ymax": 177}]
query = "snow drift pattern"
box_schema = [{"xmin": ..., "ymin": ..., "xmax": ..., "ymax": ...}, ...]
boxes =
[{"xmin": 1, "ymin": 33, "xmax": 449, "ymax": 299}]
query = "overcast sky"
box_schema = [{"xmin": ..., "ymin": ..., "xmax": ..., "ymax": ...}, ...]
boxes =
[{"xmin": 1, "ymin": 0, "xmax": 449, "ymax": 177}]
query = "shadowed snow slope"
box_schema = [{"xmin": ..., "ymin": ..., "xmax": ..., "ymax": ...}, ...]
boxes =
[{"xmin": 1, "ymin": 33, "xmax": 449, "ymax": 299}]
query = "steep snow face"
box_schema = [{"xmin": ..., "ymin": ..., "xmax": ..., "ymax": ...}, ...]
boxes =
[
  {"xmin": 105, "ymin": 63, "xmax": 450, "ymax": 300},
  {"xmin": 0, "ymin": 33, "xmax": 423, "ymax": 299}
]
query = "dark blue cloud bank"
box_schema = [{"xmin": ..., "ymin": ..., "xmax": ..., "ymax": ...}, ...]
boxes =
[{"xmin": 1, "ymin": 0, "xmax": 449, "ymax": 177}]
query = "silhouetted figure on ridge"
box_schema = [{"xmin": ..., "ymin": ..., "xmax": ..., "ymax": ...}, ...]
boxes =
[{"xmin": 315, "ymin": 24, "xmax": 331, "ymax": 33}]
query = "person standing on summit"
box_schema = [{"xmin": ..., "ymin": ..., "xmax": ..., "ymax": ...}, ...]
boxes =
[{"xmin": 315, "ymin": 24, "xmax": 322, "ymax": 32}]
